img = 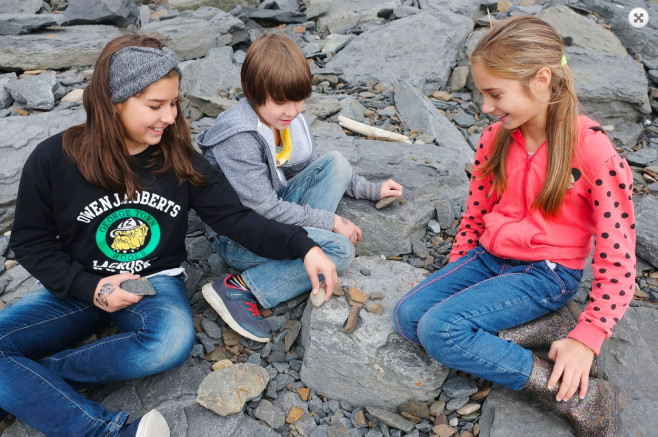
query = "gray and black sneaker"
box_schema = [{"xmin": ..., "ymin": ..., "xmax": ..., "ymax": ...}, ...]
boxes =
[{"xmin": 202, "ymin": 274, "xmax": 271, "ymax": 343}]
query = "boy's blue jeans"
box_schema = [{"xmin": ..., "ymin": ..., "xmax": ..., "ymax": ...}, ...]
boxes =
[
  {"xmin": 212, "ymin": 152, "xmax": 355, "ymax": 309},
  {"xmin": 392, "ymin": 245, "xmax": 583, "ymax": 390},
  {"xmin": 0, "ymin": 275, "xmax": 195, "ymax": 436}
]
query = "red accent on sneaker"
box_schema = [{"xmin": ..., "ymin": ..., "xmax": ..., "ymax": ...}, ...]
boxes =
[
  {"xmin": 245, "ymin": 301, "xmax": 261, "ymax": 317},
  {"xmin": 224, "ymin": 275, "xmax": 241, "ymax": 289}
]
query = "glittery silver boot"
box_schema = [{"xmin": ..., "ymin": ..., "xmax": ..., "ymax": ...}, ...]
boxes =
[
  {"xmin": 499, "ymin": 302, "xmax": 602, "ymax": 378},
  {"xmin": 523, "ymin": 356, "xmax": 625, "ymax": 437}
]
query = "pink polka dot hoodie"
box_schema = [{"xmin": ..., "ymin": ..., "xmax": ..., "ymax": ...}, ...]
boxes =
[{"xmin": 449, "ymin": 115, "xmax": 636, "ymax": 354}]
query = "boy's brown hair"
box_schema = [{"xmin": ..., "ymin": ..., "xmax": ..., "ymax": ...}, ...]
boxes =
[{"xmin": 241, "ymin": 34, "xmax": 312, "ymax": 106}]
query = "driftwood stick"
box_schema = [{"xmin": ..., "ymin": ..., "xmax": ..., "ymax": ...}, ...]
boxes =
[{"xmin": 338, "ymin": 115, "xmax": 411, "ymax": 143}]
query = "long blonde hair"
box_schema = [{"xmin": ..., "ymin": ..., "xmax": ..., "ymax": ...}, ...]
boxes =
[{"xmin": 470, "ymin": 15, "xmax": 580, "ymax": 217}]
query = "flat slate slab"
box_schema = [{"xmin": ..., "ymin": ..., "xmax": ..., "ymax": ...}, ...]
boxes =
[
  {"xmin": 299, "ymin": 256, "xmax": 449, "ymax": 410},
  {"xmin": 0, "ymin": 25, "xmax": 122, "ymax": 71}
]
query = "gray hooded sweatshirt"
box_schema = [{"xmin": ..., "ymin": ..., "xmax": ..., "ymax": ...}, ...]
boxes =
[{"xmin": 196, "ymin": 99, "xmax": 380, "ymax": 238}]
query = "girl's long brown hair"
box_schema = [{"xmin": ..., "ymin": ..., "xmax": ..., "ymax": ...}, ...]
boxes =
[
  {"xmin": 470, "ymin": 15, "xmax": 580, "ymax": 217},
  {"xmin": 63, "ymin": 34, "xmax": 205, "ymax": 198}
]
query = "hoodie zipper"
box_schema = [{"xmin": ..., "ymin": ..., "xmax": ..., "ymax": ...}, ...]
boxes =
[{"xmin": 489, "ymin": 149, "xmax": 537, "ymax": 252}]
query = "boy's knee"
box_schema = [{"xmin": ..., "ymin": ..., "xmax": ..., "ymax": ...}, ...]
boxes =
[{"xmin": 324, "ymin": 151, "xmax": 352, "ymax": 180}]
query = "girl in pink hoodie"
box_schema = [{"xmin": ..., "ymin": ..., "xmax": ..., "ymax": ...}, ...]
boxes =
[{"xmin": 393, "ymin": 15, "xmax": 634, "ymax": 437}]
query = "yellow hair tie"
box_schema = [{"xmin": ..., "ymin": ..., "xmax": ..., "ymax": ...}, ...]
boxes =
[{"xmin": 560, "ymin": 54, "xmax": 567, "ymax": 66}]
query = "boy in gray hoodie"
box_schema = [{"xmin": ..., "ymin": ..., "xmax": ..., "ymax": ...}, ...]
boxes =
[{"xmin": 198, "ymin": 34, "xmax": 403, "ymax": 343}]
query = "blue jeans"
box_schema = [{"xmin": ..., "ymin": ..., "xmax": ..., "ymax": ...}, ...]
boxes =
[
  {"xmin": 392, "ymin": 246, "xmax": 583, "ymax": 391},
  {"xmin": 214, "ymin": 151, "xmax": 355, "ymax": 309},
  {"xmin": 0, "ymin": 275, "xmax": 195, "ymax": 436}
]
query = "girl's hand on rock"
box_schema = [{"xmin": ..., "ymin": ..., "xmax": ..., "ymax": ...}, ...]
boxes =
[
  {"xmin": 380, "ymin": 179, "xmax": 403, "ymax": 199},
  {"xmin": 93, "ymin": 273, "xmax": 142, "ymax": 312},
  {"xmin": 547, "ymin": 338, "xmax": 595, "ymax": 401}
]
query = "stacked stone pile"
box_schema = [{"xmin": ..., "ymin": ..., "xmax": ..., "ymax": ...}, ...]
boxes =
[{"xmin": 1, "ymin": 1, "xmax": 657, "ymax": 436}]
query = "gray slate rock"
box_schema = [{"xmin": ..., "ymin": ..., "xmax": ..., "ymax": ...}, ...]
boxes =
[
  {"xmin": 634, "ymin": 195, "xmax": 658, "ymax": 268},
  {"xmin": 304, "ymin": 95, "xmax": 341, "ymax": 119},
  {"xmin": 539, "ymin": 5, "xmax": 627, "ymax": 56},
  {"xmin": 479, "ymin": 388, "xmax": 575, "ymax": 437},
  {"xmin": 576, "ymin": 0, "xmax": 658, "ymax": 61},
  {"xmin": 418, "ymin": 0, "xmax": 481, "ymax": 18},
  {"xmin": 0, "ymin": 72, "xmax": 17, "ymax": 109},
  {"xmin": 5, "ymin": 71, "xmax": 57, "ymax": 110},
  {"xmin": 325, "ymin": 11, "xmax": 473, "ymax": 94},
  {"xmin": 63, "ymin": 0, "xmax": 135, "ymax": 25},
  {"xmin": 394, "ymin": 80, "xmax": 474, "ymax": 164},
  {"xmin": 0, "ymin": 25, "xmax": 122, "ymax": 71},
  {"xmin": 0, "ymin": 0, "xmax": 42, "ymax": 14},
  {"xmin": 365, "ymin": 405, "xmax": 416, "ymax": 433},
  {"xmin": 299, "ymin": 256, "xmax": 448, "ymax": 410},
  {"xmin": 626, "ymin": 147, "xmax": 658, "ymax": 167},
  {"xmin": 234, "ymin": 6, "xmax": 306, "ymax": 24},
  {"xmin": 441, "ymin": 376, "xmax": 478, "ymax": 398},
  {"xmin": 121, "ymin": 278, "xmax": 156, "ymax": 296},
  {"xmin": 314, "ymin": 128, "xmax": 469, "ymax": 256},
  {"xmin": 0, "ymin": 14, "xmax": 65, "ymax": 35},
  {"xmin": 254, "ymin": 399, "xmax": 286, "ymax": 429},
  {"xmin": 0, "ymin": 265, "xmax": 38, "ymax": 305},
  {"xmin": 566, "ymin": 46, "xmax": 651, "ymax": 125},
  {"xmin": 308, "ymin": 0, "xmax": 398, "ymax": 33},
  {"xmin": 0, "ymin": 109, "xmax": 86, "ymax": 233},
  {"xmin": 180, "ymin": 47, "xmax": 241, "ymax": 117},
  {"xmin": 138, "ymin": 7, "xmax": 246, "ymax": 61},
  {"xmin": 167, "ymin": 0, "xmax": 260, "ymax": 12}
]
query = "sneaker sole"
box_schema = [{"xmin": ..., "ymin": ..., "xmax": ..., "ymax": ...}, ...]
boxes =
[
  {"xmin": 202, "ymin": 282, "xmax": 271, "ymax": 343},
  {"xmin": 136, "ymin": 410, "xmax": 170, "ymax": 437}
]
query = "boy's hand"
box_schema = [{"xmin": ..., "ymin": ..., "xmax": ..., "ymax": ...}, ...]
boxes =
[
  {"xmin": 380, "ymin": 179, "xmax": 403, "ymax": 199},
  {"xmin": 93, "ymin": 273, "xmax": 143, "ymax": 312},
  {"xmin": 333, "ymin": 214, "xmax": 362, "ymax": 244},
  {"xmin": 547, "ymin": 338, "xmax": 595, "ymax": 401},
  {"xmin": 303, "ymin": 246, "xmax": 337, "ymax": 302}
]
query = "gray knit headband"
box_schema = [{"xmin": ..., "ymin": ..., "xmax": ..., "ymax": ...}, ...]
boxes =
[{"xmin": 109, "ymin": 46, "xmax": 181, "ymax": 103}]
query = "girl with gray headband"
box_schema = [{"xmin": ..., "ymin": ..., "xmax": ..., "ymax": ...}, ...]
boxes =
[{"xmin": 2, "ymin": 35, "xmax": 337, "ymax": 436}]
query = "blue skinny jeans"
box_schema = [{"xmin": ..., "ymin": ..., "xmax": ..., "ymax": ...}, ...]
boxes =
[
  {"xmin": 392, "ymin": 245, "xmax": 583, "ymax": 390},
  {"xmin": 213, "ymin": 151, "xmax": 355, "ymax": 309},
  {"xmin": 0, "ymin": 275, "xmax": 195, "ymax": 436}
]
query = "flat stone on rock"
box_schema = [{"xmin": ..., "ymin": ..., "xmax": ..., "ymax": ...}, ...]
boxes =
[
  {"xmin": 0, "ymin": 14, "xmax": 65, "ymax": 35},
  {"xmin": 634, "ymin": 195, "xmax": 658, "ymax": 267},
  {"xmin": 5, "ymin": 71, "xmax": 56, "ymax": 110},
  {"xmin": 539, "ymin": 5, "xmax": 627, "ymax": 56},
  {"xmin": 365, "ymin": 405, "xmax": 416, "ymax": 433},
  {"xmin": 300, "ymin": 257, "xmax": 448, "ymax": 410},
  {"xmin": 394, "ymin": 80, "xmax": 474, "ymax": 164},
  {"xmin": 63, "ymin": 0, "xmax": 135, "ymax": 25},
  {"xmin": 254, "ymin": 399, "xmax": 286, "ymax": 429},
  {"xmin": 0, "ymin": 25, "xmax": 122, "ymax": 71},
  {"xmin": 196, "ymin": 363, "xmax": 269, "ymax": 416},
  {"xmin": 566, "ymin": 46, "xmax": 651, "ymax": 125},
  {"xmin": 0, "ymin": 0, "xmax": 42, "ymax": 14},
  {"xmin": 180, "ymin": 48, "xmax": 241, "ymax": 117},
  {"xmin": 138, "ymin": 8, "xmax": 246, "ymax": 61}
]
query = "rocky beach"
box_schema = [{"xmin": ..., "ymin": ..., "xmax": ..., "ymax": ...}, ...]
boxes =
[{"xmin": 0, "ymin": 0, "xmax": 657, "ymax": 436}]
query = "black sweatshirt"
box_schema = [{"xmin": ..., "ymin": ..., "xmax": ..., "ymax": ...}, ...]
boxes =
[{"xmin": 9, "ymin": 132, "xmax": 316, "ymax": 304}]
